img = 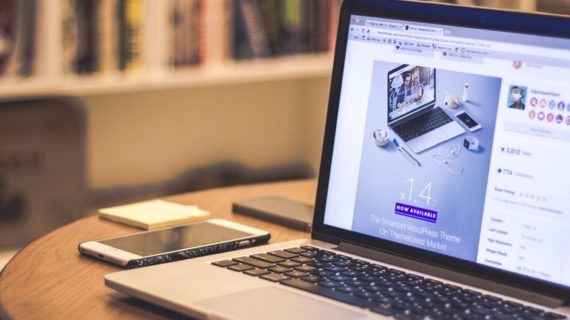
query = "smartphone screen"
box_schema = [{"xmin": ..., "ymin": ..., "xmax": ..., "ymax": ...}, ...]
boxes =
[
  {"xmin": 456, "ymin": 112, "xmax": 479, "ymax": 129},
  {"xmin": 100, "ymin": 222, "xmax": 251, "ymax": 256}
]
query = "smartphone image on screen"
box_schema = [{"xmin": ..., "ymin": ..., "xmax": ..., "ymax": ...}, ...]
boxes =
[
  {"xmin": 455, "ymin": 111, "xmax": 482, "ymax": 132},
  {"xmin": 78, "ymin": 219, "xmax": 270, "ymax": 268}
]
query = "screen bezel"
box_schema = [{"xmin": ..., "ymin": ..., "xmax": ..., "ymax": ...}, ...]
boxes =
[{"xmin": 312, "ymin": 0, "xmax": 570, "ymax": 298}]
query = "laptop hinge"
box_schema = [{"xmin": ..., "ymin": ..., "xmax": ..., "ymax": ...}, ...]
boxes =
[{"xmin": 336, "ymin": 241, "xmax": 566, "ymax": 308}]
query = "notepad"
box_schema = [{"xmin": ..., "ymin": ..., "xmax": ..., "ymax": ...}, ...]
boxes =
[{"xmin": 99, "ymin": 199, "xmax": 210, "ymax": 230}]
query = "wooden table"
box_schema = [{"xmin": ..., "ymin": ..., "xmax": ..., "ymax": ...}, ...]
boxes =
[{"xmin": 0, "ymin": 179, "xmax": 316, "ymax": 319}]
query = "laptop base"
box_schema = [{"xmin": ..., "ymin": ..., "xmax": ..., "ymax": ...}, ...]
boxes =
[{"xmin": 336, "ymin": 241, "xmax": 566, "ymax": 309}]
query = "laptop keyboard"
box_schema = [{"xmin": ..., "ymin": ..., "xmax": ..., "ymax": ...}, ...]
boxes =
[
  {"xmin": 212, "ymin": 246, "xmax": 567, "ymax": 320},
  {"xmin": 392, "ymin": 107, "xmax": 453, "ymax": 142}
]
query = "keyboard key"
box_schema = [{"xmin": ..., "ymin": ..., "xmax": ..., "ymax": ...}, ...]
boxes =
[
  {"xmin": 211, "ymin": 260, "xmax": 238, "ymax": 267},
  {"xmin": 319, "ymin": 280, "xmax": 342, "ymax": 288},
  {"xmin": 361, "ymin": 283, "xmax": 383, "ymax": 292},
  {"xmin": 268, "ymin": 250, "xmax": 299, "ymax": 259},
  {"xmin": 261, "ymin": 273, "xmax": 290, "ymax": 282},
  {"xmin": 300, "ymin": 275, "xmax": 321, "ymax": 283},
  {"xmin": 354, "ymin": 290, "xmax": 374, "ymax": 299},
  {"xmin": 523, "ymin": 306, "xmax": 546, "ymax": 314},
  {"xmin": 370, "ymin": 303, "xmax": 404, "ymax": 316},
  {"xmin": 503, "ymin": 300, "xmax": 524, "ymax": 309},
  {"xmin": 300, "ymin": 251, "xmax": 318, "ymax": 258},
  {"xmin": 269, "ymin": 266, "xmax": 292, "ymax": 274},
  {"xmin": 292, "ymin": 256, "xmax": 314, "ymax": 264},
  {"xmin": 425, "ymin": 279, "xmax": 444, "ymax": 287},
  {"xmin": 300, "ymin": 246, "xmax": 320, "ymax": 251},
  {"xmin": 332, "ymin": 260, "xmax": 353, "ymax": 267},
  {"xmin": 313, "ymin": 270, "xmax": 334, "ymax": 277},
  {"xmin": 294, "ymin": 265, "xmax": 317, "ymax": 272},
  {"xmin": 340, "ymin": 270, "xmax": 359, "ymax": 277},
  {"xmin": 320, "ymin": 255, "xmax": 338, "ymax": 263},
  {"xmin": 281, "ymin": 279, "xmax": 375, "ymax": 308},
  {"xmin": 233, "ymin": 256, "xmax": 275, "ymax": 269},
  {"xmin": 329, "ymin": 275, "xmax": 351, "ymax": 282},
  {"xmin": 324, "ymin": 265, "xmax": 347, "ymax": 272},
  {"xmin": 357, "ymin": 275, "xmax": 376, "ymax": 282},
  {"xmin": 285, "ymin": 271, "xmax": 309, "ymax": 278},
  {"xmin": 336, "ymin": 285, "xmax": 357, "ymax": 293},
  {"xmin": 278, "ymin": 260, "xmax": 301, "ymax": 268},
  {"xmin": 394, "ymin": 309, "xmax": 429, "ymax": 320},
  {"xmin": 344, "ymin": 279, "xmax": 366, "ymax": 287},
  {"xmin": 546, "ymin": 312, "xmax": 568, "ymax": 319},
  {"xmin": 244, "ymin": 268, "xmax": 270, "ymax": 276},
  {"xmin": 355, "ymin": 264, "xmax": 372, "ymax": 272},
  {"xmin": 228, "ymin": 263, "xmax": 254, "ymax": 272},
  {"xmin": 284, "ymin": 247, "xmax": 306, "ymax": 254},
  {"xmin": 251, "ymin": 253, "xmax": 285, "ymax": 263}
]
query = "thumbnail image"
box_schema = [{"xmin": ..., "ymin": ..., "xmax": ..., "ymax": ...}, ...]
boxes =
[
  {"xmin": 388, "ymin": 65, "xmax": 434, "ymax": 121},
  {"xmin": 507, "ymin": 85, "xmax": 527, "ymax": 110},
  {"xmin": 351, "ymin": 61, "xmax": 502, "ymax": 261}
]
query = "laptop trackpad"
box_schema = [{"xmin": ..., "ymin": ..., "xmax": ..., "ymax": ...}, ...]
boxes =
[{"xmin": 196, "ymin": 286, "xmax": 365, "ymax": 320}]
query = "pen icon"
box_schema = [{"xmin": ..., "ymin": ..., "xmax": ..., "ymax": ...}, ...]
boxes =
[{"xmin": 392, "ymin": 138, "xmax": 422, "ymax": 167}]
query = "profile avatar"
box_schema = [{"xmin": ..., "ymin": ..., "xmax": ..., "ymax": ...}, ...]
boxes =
[{"xmin": 508, "ymin": 86, "xmax": 526, "ymax": 110}]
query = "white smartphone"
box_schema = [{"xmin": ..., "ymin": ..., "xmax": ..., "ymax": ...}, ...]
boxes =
[
  {"xmin": 78, "ymin": 219, "xmax": 270, "ymax": 268},
  {"xmin": 455, "ymin": 111, "xmax": 482, "ymax": 132}
]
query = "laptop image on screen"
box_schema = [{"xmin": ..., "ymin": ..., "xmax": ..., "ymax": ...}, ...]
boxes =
[
  {"xmin": 105, "ymin": 1, "xmax": 570, "ymax": 319},
  {"xmin": 387, "ymin": 65, "xmax": 465, "ymax": 153}
]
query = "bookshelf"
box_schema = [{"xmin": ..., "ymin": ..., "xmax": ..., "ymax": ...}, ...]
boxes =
[
  {"xmin": 0, "ymin": 0, "xmax": 338, "ymax": 190},
  {"xmin": 0, "ymin": 0, "xmax": 339, "ymax": 93},
  {"xmin": 0, "ymin": 54, "xmax": 333, "ymax": 98}
]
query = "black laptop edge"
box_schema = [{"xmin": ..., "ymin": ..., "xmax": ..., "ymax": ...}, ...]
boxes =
[{"xmin": 311, "ymin": 0, "xmax": 570, "ymax": 305}]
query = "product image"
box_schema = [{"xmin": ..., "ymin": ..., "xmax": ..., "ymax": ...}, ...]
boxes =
[
  {"xmin": 463, "ymin": 136, "xmax": 480, "ymax": 151},
  {"xmin": 455, "ymin": 111, "xmax": 482, "ymax": 132},
  {"xmin": 463, "ymin": 82, "xmax": 470, "ymax": 101},
  {"xmin": 392, "ymin": 138, "xmax": 422, "ymax": 167},
  {"xmin": 444, "ymin": 90, "xmax": 462, "ymax": 108},
  {"xmin": 373, "ymin": 129, "xmax": 390, "ymax": 147},
  {"xmin": 431, "ymin": 144, "xmax": 464, "ymax": 175}
]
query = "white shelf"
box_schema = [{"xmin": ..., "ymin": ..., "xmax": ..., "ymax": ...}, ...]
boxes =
[{"xmin": 0, "ymin": 54, "xmax": 333, "ymax": 98}]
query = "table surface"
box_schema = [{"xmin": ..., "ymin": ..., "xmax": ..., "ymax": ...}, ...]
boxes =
[{"xmin": 0, "ymin": 179, "xmax": 316, "ymax": 319}]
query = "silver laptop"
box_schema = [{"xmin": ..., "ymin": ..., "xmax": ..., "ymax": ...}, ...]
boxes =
[
  {"xmin": 387, "ymin": 65, "xmax": 465, "ymax": 153},
  {"xmin": 106, "ymin": 1, "xmax": 570, "ymax": 319}
]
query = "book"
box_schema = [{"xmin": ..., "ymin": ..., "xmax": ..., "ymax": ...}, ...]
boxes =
[
  {"xmin": 73, "ymin": 0, "xmax": 100, "ymax": 75},
  {"xmin": 61, "ymin": 0, "xmax": 77, "ymax": 76},
  {"xmin": 99, "ymin": 199, "xmax": 210, "ymax": 230},
  {"xmin": 117, "ymin": 0, "xmax": 143, "ymax": 74},
  {"xmin": 4, "ymin": 0, "xmax": 340, "ymax": 81},
  {"xmin": 231, "ymin": 0, "xmax": 270, "ymax": 60},
  {"xmin": 1, "ymin": 0, "xmax": 38, "ymax": 78},
  {"xmin": 171, "ymin": 0, "xmax": 202, "ymax": 68},
  {"xmin": 256, "ymin": 0, "xmax": 281, "ymax": 57},
  {"xmin": 0, "ymin": 0, "xmax": 17, "ymax": 76},
  {"xmin": 99, "ymin": 0, "xmax": 118, "ymax": 75}
]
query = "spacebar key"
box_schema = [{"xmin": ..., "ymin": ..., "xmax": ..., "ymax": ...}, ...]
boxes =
[{"xmin": 281, "ymin": 279, "xmax": 374, "ymax": 308}]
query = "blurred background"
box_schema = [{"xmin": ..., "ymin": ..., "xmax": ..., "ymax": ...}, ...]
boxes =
[{"xmin": 1, "ymin": 0, "xmax": 569, "ymax": 268}]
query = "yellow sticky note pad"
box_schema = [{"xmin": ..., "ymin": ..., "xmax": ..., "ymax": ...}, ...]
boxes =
[{"xmin": 99, "ymin": 199, "xmax": 210, "ymax": 230}]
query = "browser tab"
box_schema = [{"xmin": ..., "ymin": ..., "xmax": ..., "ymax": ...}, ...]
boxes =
[
  {"xmin": 365, "ymin": 20, "xmax": 404, "ymax": 31},
  {"xmin": 404, "ymin": 24, "xmax": 444, "ymax": 36}
]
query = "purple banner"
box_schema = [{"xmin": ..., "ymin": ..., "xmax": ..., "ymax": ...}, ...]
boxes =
[{"xmin": 394, "ymin": 202, "xmax": 438, "ymax": 223}]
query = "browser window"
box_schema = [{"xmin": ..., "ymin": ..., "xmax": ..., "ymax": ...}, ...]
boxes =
[{"xmin": 324, "ymin": 15, "xmax": 570, "ymax": 287}]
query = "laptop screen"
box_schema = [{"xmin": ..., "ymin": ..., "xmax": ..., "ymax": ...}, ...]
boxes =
[
  {"xmin": 323, "ymin": 13, "xmax": 570, "ymax": 289},
  {"xmin": 387, "ymin": 65, "xmax": 436, "ymax": 123}
]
